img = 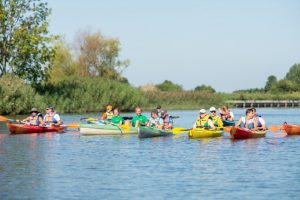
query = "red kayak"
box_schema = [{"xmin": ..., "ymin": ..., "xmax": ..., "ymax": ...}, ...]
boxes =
[
  {"xmin": 230, "ymin": 127, "xmax": 266, "ymax": 139},
  {"xmin": 282, "ymin": 124, "xmax": 300, "ymax": 135},
  {"xmin": 7, "ymin": 123, "xmax": 66, "ymax": 134}
]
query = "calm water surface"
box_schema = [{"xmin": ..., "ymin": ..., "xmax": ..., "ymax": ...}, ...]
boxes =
[{"xmin": 0, "ymin": 108, "xmax": 300, "ymax": 200}]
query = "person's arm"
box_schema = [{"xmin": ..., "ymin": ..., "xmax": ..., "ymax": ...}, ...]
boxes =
[
  {"xmin": 17, "ymin": 117, "xmax": 29, "ymax": 123},
  {"xmin": 53, "ymin": 114, "xmax": 62, "ymax": 125},
  {"xmin": 235, "ymin": 118, "xmax": 242, "ymax": 128},
  {"xmin": 38, "ymin": 116, "xmax": 45, "ymax": 126},
  {"xmin": 101, "ymin": 113, "xmax": 107, "ymax": 120}
]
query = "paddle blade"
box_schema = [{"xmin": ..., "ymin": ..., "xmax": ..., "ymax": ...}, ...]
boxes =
[
  {"xmin": 87, "ymin": 117, "xmax": 98, "ymax": 121},
  {"xmin": 172, "ymin": 127, "xmax": 190, "ymax": 134},
  {"xmin": 268, "ymin": 126, "xmax": 281, "ymax": 132},
  {"xmin": 0, "ymin": 116, "xmax": 8, "ymax": 121},
  {"xmin": 120, "ymin": 124, "xmax": 130, "ymax": 131},
  {"xmin": 66, "ymin": 123, "xmax": 79, "ymax": 128},
  {"xmin": 223, "ymin": 126, "xmax": 232, "ymax": 133}
]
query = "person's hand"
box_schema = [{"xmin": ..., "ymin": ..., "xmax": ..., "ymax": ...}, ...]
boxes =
[{"xmin": 16, "ymin": 119, "xmax": 20, "ymax": 123}]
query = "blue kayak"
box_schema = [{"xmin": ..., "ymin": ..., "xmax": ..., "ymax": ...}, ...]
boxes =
[{"xmin": 222, "ymin": 120, "xmax": 235, "ymax": 127}]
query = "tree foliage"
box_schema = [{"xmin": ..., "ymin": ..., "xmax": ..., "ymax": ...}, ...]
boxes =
[
  {"xmin": 0, "ymin": 0, "xmax": 55, "ymax": 83},
  {"xmin": 156, "ymin": 80, "xmax": 183, "ymax": 92},
  {"xmin": 264, "ymin": 75, "xmax": 277, "ymax": 91},
  {"xmin": 284, "ymin": 63, "xmax": 300, "ymax": 84},
  {"xmin": 76, "ymin": 31, "xmax": 129, "ymax": 83},
  {"xmin": 194, "ymin": 84, "xmax": 216, "ymax": 93}
]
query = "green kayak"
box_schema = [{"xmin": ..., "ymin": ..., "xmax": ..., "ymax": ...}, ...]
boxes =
[
  {"xmin": 80, "ymin": 123, "xmax": 138, "ymax": 136},
  {"xmin": 138, "ymin": 126, "xmax": 173, "ymax": 138}
]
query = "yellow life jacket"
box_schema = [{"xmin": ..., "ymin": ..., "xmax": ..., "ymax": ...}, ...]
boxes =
[{"xmin": 196, "ymin": 115, "xmax": 209, "ymax": 127}]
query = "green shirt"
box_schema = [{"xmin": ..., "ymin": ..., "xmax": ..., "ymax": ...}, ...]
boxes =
[
  {"xmin": 111, "ymin": 116, "xmax": 123, "ymax": 124},
  {"xmin": 131, "ymin": 115, "xmax": 148, "ymax": 126}
]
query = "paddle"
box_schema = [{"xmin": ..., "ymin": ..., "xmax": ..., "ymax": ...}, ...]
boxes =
[{"xmin": 268, "ymin": 125, "xmax": 282, "ymax": 132}]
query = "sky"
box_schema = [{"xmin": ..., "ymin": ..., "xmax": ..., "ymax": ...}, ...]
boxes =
[{"xmin": 48, "ymin": 0, "xmax": 300, "ymax": 92}]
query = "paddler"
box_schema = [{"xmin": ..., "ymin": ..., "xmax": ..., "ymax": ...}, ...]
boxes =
[
  {"xmin": 110, "ymin": 108, "xmax": 124, "ymax": 126},
  {"xmin": 156, "ymin": 105, "xmax": 162, "ymax": 117},
  {"xmin": 235, "ymin": 108, "xmax": 257, "ymax": 130},
  {"xmin": 193, "ymin": 109, "xmax": 210, "ymax": 128},
  {"xmin": 219, "ymin": 105, "xmax": 234, "ymax": 121},
  {"xmin": 148, "ymin": 109, "xmax": 163, "ymax": 128},
  {"xmin": 131, "ymin": 107, "xmax": 148, "ymax": 127},
  {"xmin": 17, "ymin": 108, "xmax": 45, "ymax": 126},
  {"xmin": 251, "ymin": 108, "xmax": 266, "ymax": 130},
  {"xmin": 44, "ymin": 106, "xmax": 62, "ymax": 126},
  {"xmin": 209, "ymin": 107, "xmax": 223, "ymax": 128},
  {"xmin": 160, "ymin": 110, "xmax": 173, "ymax": 130},
  {"xmin": 101, "ymin": 104, "xmax": 114, "ymax": 121}
]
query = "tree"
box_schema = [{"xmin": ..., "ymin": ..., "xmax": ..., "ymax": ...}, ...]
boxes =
[
  {"xmin": 285, "ymin": 63, "xmax": 300, "ymax": 84},
  {"xmin": 264, "ymin": 75, "xmax": 277, "ymax": 91},
  {"xmin": 270, "ymin": 79, "xmax": 298, "ymax": 93},
  {"xmin": 156, "ymin": 80, "xmax": 183, "ymax": 92},
  {"xmin": 48, "ymin": 41, "xmax": 77, "ymax": 84},
  {"xmin": 194, "ymin": 84, "xmax": 216, "ymax": 93},
  {"xmin": 0, "ymin": 0, "xmax": 55, "ymax": 83},
  {"xmin": 76, "ymin": 31, "xmax": 129, "ymax": 82}
]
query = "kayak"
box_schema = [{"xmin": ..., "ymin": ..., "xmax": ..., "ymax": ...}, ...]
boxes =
[
  {"xmin": 80, "ymin": 123, "xmax": 138, "ymax": 136},
  {"xmin": 138, "ymin": 126, "xmax": 173, "ymax": 138},
  {"xmin": 7, "ymin": 123, "xmax": 66, "ymax": 134},
  {"xmin": 189, "ymin": 128, "xmax": 223, "ymax": 138},
  {"xmin": 282, "ymin": 124, "xmax": 300, "ymax": 135},
  {"xmin": 222, "ymin": 120, "xmax": 235, "ymax": 127},
  {"xmin": 230, "ymin": 127, "xmax": 266, "ymax": 139}
]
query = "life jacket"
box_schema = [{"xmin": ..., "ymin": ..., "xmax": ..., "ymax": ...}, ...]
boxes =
[
  {"xmin": 162, "ymin": 115, "xmax": 173, "ymax": 128},
  {"xmin": 240, "ymin": 117, "xmax": 255, "ymax": 129},
  {"xmin": 104, "ymin": 111, "xmax": 113, "ymax": 120},
  {"xmin": 254, "ymin": 116, "xmax": 263, "ymax": 127},
  {"xmin": 210, "ymin": 115, "xmax": 222, "ymax": 127},
  {"xmin": 196, "ymin": 115, "xmax": 209, "ymax": 127},
  {"xmin": 30, "ymin": 113, "xmax": 42, "ymax": 126},
  {"xmin": 149, "ymin": 117, "xmax": 161, "ymax": 127},
  {"xmin": 44, "ymin": 112, "xmax": 58, "ymax": 124},
  {"xmin": 221, "ymin": 111, "xmax": 232, "ymax": 120}
]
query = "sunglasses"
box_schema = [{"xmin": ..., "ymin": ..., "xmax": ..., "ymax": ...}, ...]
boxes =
[{"xmin": 210, "ymin": 111, "xmax": 216, "ymax": 113}]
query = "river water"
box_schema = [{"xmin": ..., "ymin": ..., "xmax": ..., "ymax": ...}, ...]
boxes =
[{"xmin": 0, "ymin": 108, "xmax": 299, "ymax": 200}]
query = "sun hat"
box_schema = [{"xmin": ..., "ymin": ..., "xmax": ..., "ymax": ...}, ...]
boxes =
[
  {"xmin": 199, "ymin": 109, "xmax": 206, "ymax": 114},
  {"xmin": 30, "ymin": 108, "xmax": 39, "ymax": 113},
  {"xmin": 209, "ymin": 107, "xmax": 216, "ymax": 112}
]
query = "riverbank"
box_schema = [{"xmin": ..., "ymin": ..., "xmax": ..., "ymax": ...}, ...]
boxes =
[{"xmin": 1, "ymin": 75, "xmax": 300, "ymax": 115}]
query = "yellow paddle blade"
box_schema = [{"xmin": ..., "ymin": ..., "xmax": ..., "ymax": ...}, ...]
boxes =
[
  {"xmin": 66, "ymin": 123, "xmax": 79, "ymax": 128},
  {"xmin": 172, "ymin": 127, "xmax": 190, "ymax": 134},
  {"xmin": 120, "ymin": 124, "xmax": 130, "ymax": 131},
  {"xmin": 268, "ymin": 125, "xmax": 281, "ymax": 132},
  {"xmin": 0, "ymin": 116, "xmax": 8, "ymax": 121},
  {"xmin": 87, "ymin": 117, "xmax": 98, "ymax": 121},
  {"xmin": 223, "ymin": 126, "xmax": 232, "ymax": 133}
]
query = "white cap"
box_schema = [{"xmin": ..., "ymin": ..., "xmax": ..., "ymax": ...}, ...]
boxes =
[
  {"xmin": 199, "ymin": 109, "xmax": 206, "ymax": 114},
  {"xmin": 209, "ymin": 107, "xmax": 216, "ymax": 112}
]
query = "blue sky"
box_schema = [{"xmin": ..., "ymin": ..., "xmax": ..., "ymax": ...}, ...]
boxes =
[{"xmin": 48, "ymin": 0, "xmax": 300, "ymax": 92}]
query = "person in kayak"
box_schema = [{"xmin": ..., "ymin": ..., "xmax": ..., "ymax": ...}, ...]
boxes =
[
  {"xmin": 44, "ymin": 106, "xmax": 62, "ymax": 126},
  {"xmin": 251, "ymin": 108, "xmax": 266, "ymax": 130},
  {"xmin": 156, "ymin": 105, "xmax": 162, "ymax": 117},
  {"xmin": 17, "ymin": 108, "xmax": 45, "ymax": 126},
  {"xmin": 235, "ymin": 108, "xmax": 257, "ymax": 130},
  {"xmin": 101, "ymin": 104, "xmax": 114, "ymax": 121},
  {"xmin": 110, "ymin": 108, "xmax": 124, "ymax": 125},
  {"xmin": 209, "ymin": 107, "xmax": 224, "ymax": 128},
  {"xmin": 193, "ymin": 109, "xmax": 210, "ymax": 128},
  {"xmin": 148, "ymin": 109, "xmax": 163, "ymax": 128},
  {"xmin": 219, "ymin": 105, "xmax": 234, "ymax": 121},
  {"xmin": 160, "ymin": 110, "xmax": 173, "ymax": 130},
  {"xmin": 131, "ymin": 107, "xmax": 148, "ymax": 127}
]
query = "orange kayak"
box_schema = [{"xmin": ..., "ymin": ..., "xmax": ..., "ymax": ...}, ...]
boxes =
[
  {"xmin": 7, "ymin": 123, "xmax": 66, "ymax": 134},
  {"xmin": 282, "ymin": 124, "xmax": 300, "ymax": 135}
]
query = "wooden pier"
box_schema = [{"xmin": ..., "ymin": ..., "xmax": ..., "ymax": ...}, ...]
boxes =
[{"xmin": 226, "ymin": 100, "xmax": 300, "ymax": 108}]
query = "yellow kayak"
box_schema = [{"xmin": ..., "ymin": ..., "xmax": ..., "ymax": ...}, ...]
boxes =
[{"xmin": 189, "ymin": 128, "xmax": 223, "ymax": 138}]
